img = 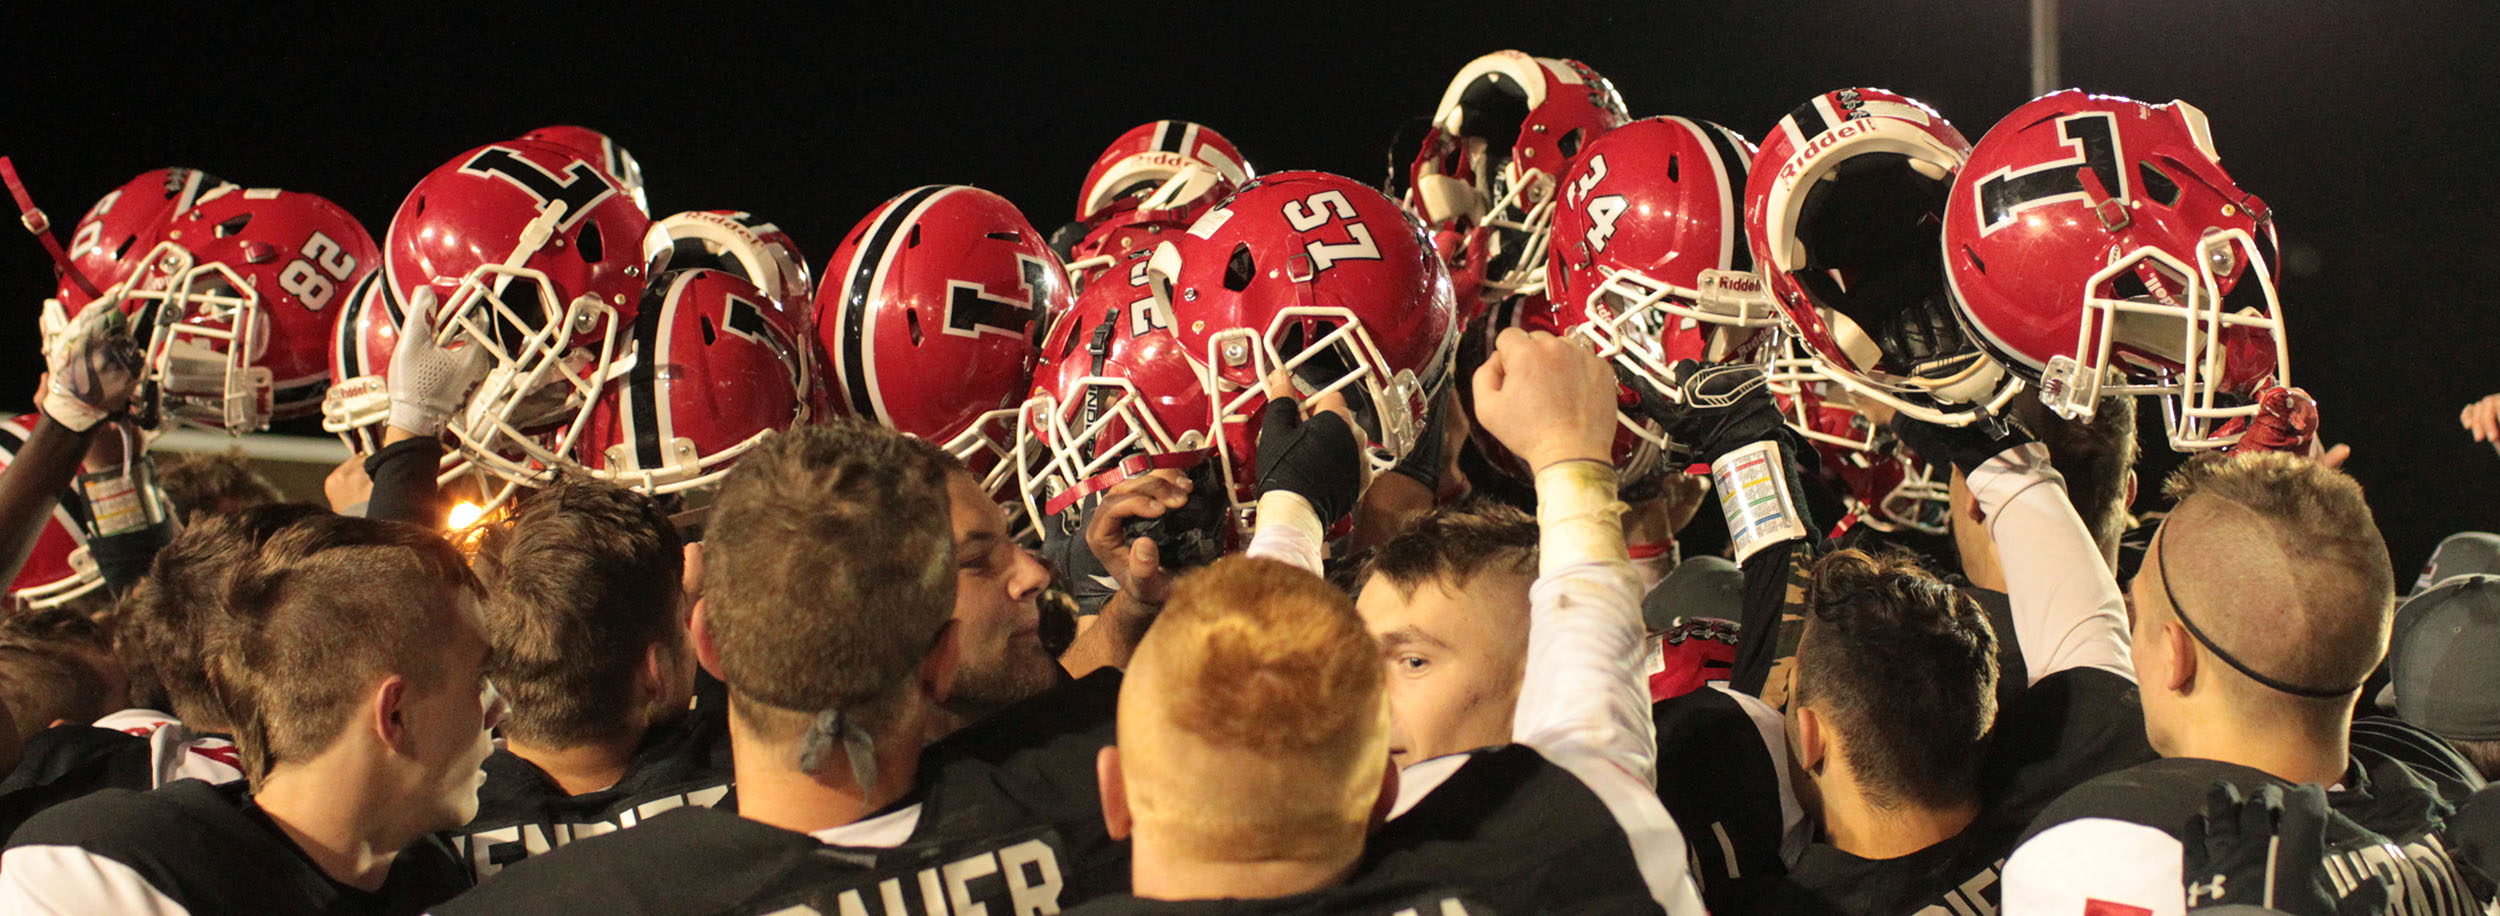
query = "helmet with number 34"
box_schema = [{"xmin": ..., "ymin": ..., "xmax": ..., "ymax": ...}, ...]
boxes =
[
  {"xmin": 1150, "ymin": 171, "xmax": 1458, "ymax": 527},
  {"xmin": 1943, "ymin": 90, "xmax": 2284, "ymax": 451},
  {"xmin": 113, "ymin": 185, "xmax": 380, "ymax": 432},
  {"xmin": 383, "ymin": 138, "xmax": 652, "ymax": 484}
]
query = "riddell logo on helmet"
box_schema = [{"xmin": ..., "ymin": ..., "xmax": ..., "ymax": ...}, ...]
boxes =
[
  {"xmin": 1127, "ymin": 152, "xmax": 1195, "ymax": 170},
  {"xmin": 1778, "ymin": 119, "xmax": 1883, "ymax": 184}
]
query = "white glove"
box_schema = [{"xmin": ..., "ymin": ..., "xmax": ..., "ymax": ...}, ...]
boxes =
[
  {"xmin": 387, "ymin": 287, "xmax": 490, "ymax": 438},
  {"xmin": 40, "ymin": 299, "xmax": 143, "ymax": 433}
]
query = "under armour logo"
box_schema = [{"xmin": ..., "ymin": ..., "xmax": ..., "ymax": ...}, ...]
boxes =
[{"xmin": 2186, "ymin": 874, "xmax": 2230, "ymax": 907}]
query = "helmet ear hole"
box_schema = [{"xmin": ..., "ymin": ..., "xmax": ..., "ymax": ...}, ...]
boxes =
[
  {"xmin": 1223, "ymin": 244, "xmax": 1256, "ymax": 292},
  {"xmin": 577, "ymin": 221, "xmax": 605, "ymax": 263}
]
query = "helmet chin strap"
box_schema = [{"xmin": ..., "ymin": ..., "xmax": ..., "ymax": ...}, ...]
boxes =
[{"xmin": 1, "ymin": 156, "xmax": 103, "ymax": 300}]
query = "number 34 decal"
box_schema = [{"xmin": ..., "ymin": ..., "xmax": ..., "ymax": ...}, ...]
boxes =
[{"xmin": 1280, "ymin": 190, "xmax": 1382, "ymax": 273}]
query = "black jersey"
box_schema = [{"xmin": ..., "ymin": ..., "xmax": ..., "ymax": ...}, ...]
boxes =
[
  {"xmin": 1754, "ymin": 667, "xmax": 2155, "ymax": 916},
  {"xmin": 0, "ymin": 725, "xmax": 149, "ymax": 841},
  {"xmin": 435, "ymin": 669, "xmax": 1128, "ymax": 914},
  {"xmin": 1064, "ymin": 880, "xmax": 1510, "ymax": 916},
  {"xmin": 1357, "ymin": 745, "xmax": 1670, "ymax": 916},
  {"xmin": 1651, "ymin": 685, "xmax": 1793, "ymax": 915},
  {"xmin": 0, "ymin": 778, "xmax": 469, "ymax": 915},
  {"xmin": 2005, "ymin": 716, "xmax": 2490, "ymax": 916},
  {"xmin": 452, "ymin": 704, "xmax": 738, "ymax": 880}
]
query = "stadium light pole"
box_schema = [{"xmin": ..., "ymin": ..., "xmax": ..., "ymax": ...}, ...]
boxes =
[{"xmin": 2031, "ymin": 0, "xmax": 2060, "ymax": 96}]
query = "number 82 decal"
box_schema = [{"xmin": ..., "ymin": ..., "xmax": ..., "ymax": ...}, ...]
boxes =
[{"xmin": 1280, "ymin": 190, "xmax": 1382, "ymax": 273}]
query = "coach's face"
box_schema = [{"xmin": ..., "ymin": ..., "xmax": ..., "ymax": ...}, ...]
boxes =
[
  {"xmin": 1356, "ymin": 569, "xmax": 1534, "ymax": 771},
  {"xmin": 942, "ymin": 471, "xmax": 1059, "ymax": 720}
]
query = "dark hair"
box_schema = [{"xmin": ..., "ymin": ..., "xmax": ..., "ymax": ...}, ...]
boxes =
[
  {"xmin": 114, "ymin": 503, "xmax": 329, "ymax": 729},
  {"xmin": 0, "ymin": 645, "xmax": 109, "ymax": 740},
  {"xmin": 472, "ymin": 477, "xmax": 684, "ymax": 748},
  {"xmin": 156, "ymin": 450, "xmax": 284, "ymax": 522},
  {"xmin": 703, "ymin": 421, "xmax": 956, "ymax": 740},
  {"xmin": 2452, "ymin": 738, "xmax": 2500, "ymax": 782},
  {"xmin": 2008, "ymin": 396, "xmax": 2137, "ymax": 553},
  {"xmin": 210, "ymin": 515, "xmax": 486, "ymax": 784},
  {"xmin": 1356, "ymin": 499, "xmax": 1538, "ymax": 596},
  {"xmin": 1796, "ymin": 549, "xmax": 1998, "ymax": 810}
]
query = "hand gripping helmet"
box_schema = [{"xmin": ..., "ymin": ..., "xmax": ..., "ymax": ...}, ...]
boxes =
[
  {"xmin": 642, "ymin": 210, "xmax": 813, "ymax": 313},
  {"xmin": 1151, "ymin": 171, "xmax": 1458, "ymax": 523},
  {"xmin": 816, "ymin": 185, "xmax": 1069, "ymax": 498},
  {"xmin": 384, "ymin": 138, "xmax": 652, "ymax": 485},
  {"xmin": 1746, "ymin": 87, "xmax": 2020, "ymax": 425},
  {"xmin": 1407, "ymin": 51, "xmax": 1629, "ymax": 304},
  {"xmin": 1016, "ymin": 248, "xmax": 1227, "ymax": 539},
  {"xmin": 58, "ymin": 168, "xmax": 231, "ymax": 311},
  {"xmin": 519, "ymin": 125, "xmax": 648, "ymax": 215},
  {"xmin": 0, "ymin": 415, "xmax": 103, "ymax": 610},
  {"xmin": 577, "ymin": 269, "xmax": 811, "ymax": 494},
  {"xmin": 115, "ymin": 185, "xmax": 380, "ymax": 431},
  {"xmin": 1544, "ymin": 116, "xmax": 1775, "ymax": 465},
  {"xmin": 1943, "ymin": 91, "xmax": 2283, "ymax": 450}
]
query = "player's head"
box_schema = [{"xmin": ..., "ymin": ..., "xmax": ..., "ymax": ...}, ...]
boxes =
[
  {"xmin": 210, "ymin": 515, "xmax": 501, "ymax": 836},
  {"xmin": 0, "ymin": 643, "xmax": 110, "ymax": 743},
  {"xmin": 918, "ymin": 436, "xmax": 1059, "ymax": 727},
  {"xmin": 0, "ymin": 606, "xmax": 127, "ymax": 722},
  {"xmin": 1353, "ymin": 501, "xmax": 1539, "ymax": 770},
  {"xmin": 1107, "ymin": 556, "xmax": 1390, "ymax": 881},
  {"xmin": 697, "ymin": 420, "xmax": 957, "ymax": 780},
  {"xmin": 472, "ymin": 477, "xmax": 690, "ymax": 750},
  {"xmin": 1790, "ymin": 549, "xmax": 1998, "ymax": 816},
  {"xmin": 155, "ymin": 451, "xmax": 285, "ymax": 524},
  {"xmin": 115, "ymin": 503, "xmax": 328, "ymax": 731},
  {"xmin": 2011, "ymin": 395, "xmax": 2140, "ymax": 563},
  {"xmin": 2132, "ymin": 452, "xmax": 2393, "ymax": 756}
]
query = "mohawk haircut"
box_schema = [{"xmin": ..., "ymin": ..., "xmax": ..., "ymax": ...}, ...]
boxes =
[{"xmin": 113, "ymin": 503, "xmax": 328, "ymax": 731}]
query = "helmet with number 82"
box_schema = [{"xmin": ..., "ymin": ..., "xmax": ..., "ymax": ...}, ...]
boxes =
[
  {"xmin": 114, "ymin": 185, "xmax": 379, "ymax": 431},
  {"xmin": 1943, "ymin": 90, "xmax": 2283, "ymax": 450},
  {"xmin": 816, "ymin": 185, "xmax": 1069, "ymax": 499}
]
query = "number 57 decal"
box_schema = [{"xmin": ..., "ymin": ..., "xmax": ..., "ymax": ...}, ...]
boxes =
[{"xmin": 1281, "ymin": 190, "xmax": 1382, "ymax": 273}]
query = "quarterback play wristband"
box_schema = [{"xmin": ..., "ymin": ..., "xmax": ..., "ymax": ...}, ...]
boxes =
[
  {"xmin": 1709, "ymin": 439, "xmax": 1809, "ymax": 564},
  {"xmin": 79, "ymin": 463, "xmax": 170, "ymax": 538}
]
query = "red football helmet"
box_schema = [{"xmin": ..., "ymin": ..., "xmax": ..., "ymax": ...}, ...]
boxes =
[
  {"xmin": 57, "ymin": 168, "xmax": 230, "ymax": 311},
  {"xmin": 1066, "ymin": 122, "xmax": 1256, "ymax": 287},
  {"xmin": 1, "ymin": 415, "xmax": 103, "ymax": 609},
  {"xmin": 322, "ymin": 272, "xmax": 401, "ymax": 452},
  {"xmin": 577, "ymin": 269, "xmax": 810, "ymax": 494},
  {"xmin": 1746, "ymin": 87, "xmax": 2019, "ymax": 426},
  {"xmin": 385, "ymin": 138, "xmax": 651, "ymax": 485},
  {"xmin": 113, "ymin": 185, "xmax": 379, "ymax": 431},
  {"xmin": 817, "ymin": 185, "xmax": 1069, "ymax": 497},
  {"xmin": 520, "ymin": 125, "xmax": 648, "ymax": 214},
  {"xmin": 1544, "ymin": 116, "xmax": 1775, "ymax": 467},
  {"xmin": 1779, "ymin": 377, "xmax": 1951, "ymax": 535},
  {"xmin": 1150, "ymin": 171, "xmax": 1458, "ymax": 524},
  {"xmin": 642, "ymin": 210, "xmax": 813, "ymax": 314},
  {"xmin": 1016, "ymin": 248, "xmax": 1226, "ymax": 537},
  {"xmin": 1944, "ymin": 91, "xmax": 2283, "ymax": 450},
  {"xmin": 1407, "ymin": 51, "xmax": 1629, "ymax": 304}
]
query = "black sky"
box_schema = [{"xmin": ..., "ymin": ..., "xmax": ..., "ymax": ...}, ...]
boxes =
[{"xmin": 5, "ymin": 2, "xmax": 2495, "ymax": 570}]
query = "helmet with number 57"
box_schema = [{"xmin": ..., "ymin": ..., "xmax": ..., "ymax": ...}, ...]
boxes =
[
  {"xmin": 384, "ymin": 138, "xmax": 652, "ymax": 484},
  {"xmin": 1746, "ymin": 87, "xmax": 2020, "ymax": 426},
  {"xmin": 113, "ymin": 185, "xmax": 379, "ymax": 431},
  {"xmin": 1151, "ymin": 171, "xmax": 1457, "ymax": 524},
  {"xmin": 1943, "ymin": 90, "xmax": 2283, "ymax": 450},
  {"xmin": 816, "ymin": 185, "xmax": 1069, "ymax": 498}
]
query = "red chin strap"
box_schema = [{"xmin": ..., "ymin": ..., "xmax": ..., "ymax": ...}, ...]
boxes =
[
  {"xmin": 0, "ymin": 157, "xmax": 103, "ymax": 301},
  {"xmin": 1041, "ymin": 449, "xmax": 1213, "ymax": 519}
]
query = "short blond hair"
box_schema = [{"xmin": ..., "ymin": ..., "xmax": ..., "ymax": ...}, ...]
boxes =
[
  {"xmin": 1119, "ymin": 557, "xmax": 1389, "ymax": 862},
  {"xmin": 2159, "ymin": 452, "xmax": 2394, "ymax": 699}
]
